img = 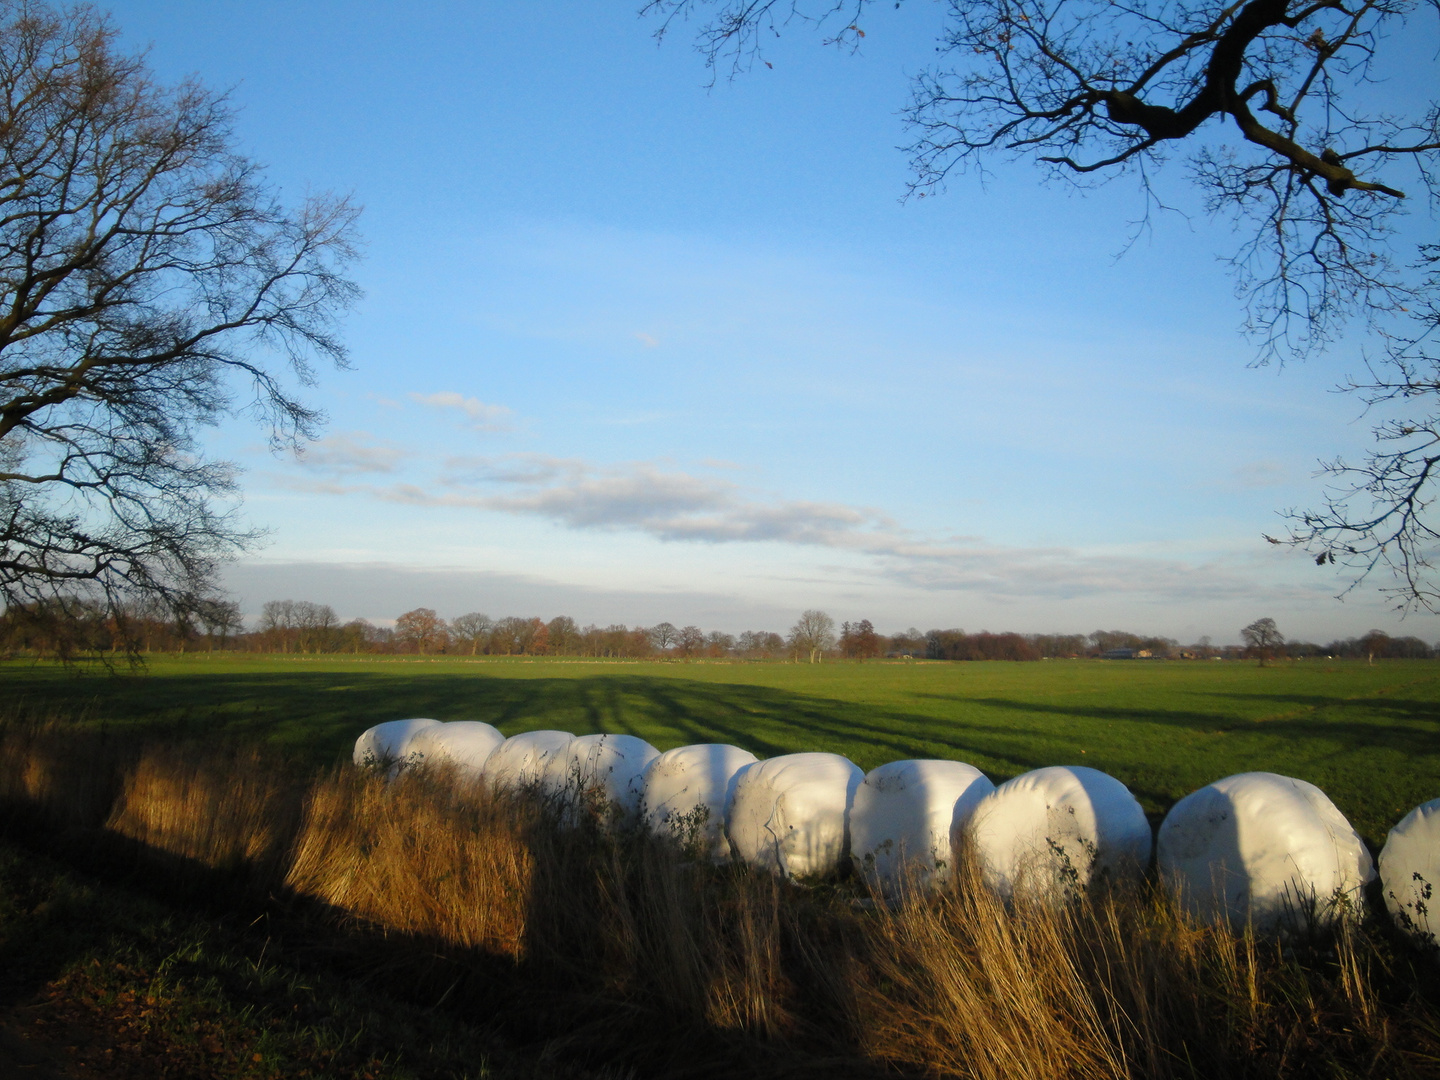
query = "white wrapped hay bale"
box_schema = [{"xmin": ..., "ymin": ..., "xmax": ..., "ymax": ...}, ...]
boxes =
[
  {"xmin": 480, "ymin": 729, "xmax": 575, "ymax": 795},
  {"xmin": 1378, "ymin": 797, "xmax": 1440, "ymax": 951},
  {"xmin": 642, "ymin": 744, "xmax": 759, "ymax": 859},
  {"xmin": 725, "ymin": 752, "xmax": 863, "ymax": 879},
  {"xmin": 964, "ymin": 765, "xmax": 1151, "ymax": 900},
  {"xmin": 564, "ymin": 733, "xmax": 661, "ymax": 825},
  {"xmin": 851, "ymin": 759, "xmax": 994, "ymax": 894},
  {"xmin": 1157, "ymin": 772, "xmax": 1374, "ymax": 934},
  {"xmin": 403, "ymin": 721, "xmax": 506, "ymax": 778},
  {"xmin": 352, "ymin": 718, "xmax": 443, "ymax": 770}
]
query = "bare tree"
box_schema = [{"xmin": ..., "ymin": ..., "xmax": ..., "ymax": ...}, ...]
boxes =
[
  {"xmin": 737, "ymin": 629, "xmax": 785, "ymax": 657},
  {"xmin": 677, "ymin": 624, "xmax": 706, "ymax": 656},
  {"xmin": 646, "ymin": 0, "xmax": 1435, "ymax": 361},
  {"xmin": 196, "ymin": 597, "xmax": 243, "ymax": 651},
  {"xmin": 646, "ymin": 0, "xmax": 1440, "ymax": 607},
  {"xmin": 789, "ymin": 608, "xmax": 837, "ymax": 663},
  {"xmin": 706, "ymin": 629, "xmax": 736, "ymax": 656},
  {"xmin": 450, "ymin": 611, "xmax": 494, "ymax": 655},
  {"xmin": 259, "ymin": 599, "xmax": 297, "ymax": 653},
  {"xmin": 1269, "ymin": 253, "xmax": 1440, "ymax": 611},
  {"xmin": 648, "ymin": 621, "xmax": 679, "ymax": 652},
  {"xmin": 547, "ymin": 614, "xmax": 580, "ymax": 654},
  {"xmin": 0, "ymin": 3, "xmax": 360, "ymax": 631},
  {"xmin": 292, "ymin": 601, "xmax": 339, "ymax": 653},
  {"xmin": 490, "ymin": 615, "xmax": 531, "ymax": 655},
  {"xmin": 338, "ymin": 617, "xmax": 375, "ymax": 654},
  {"xmin": 1241, "ymin": 616, "xmax": 1285, "ymax": 664}
]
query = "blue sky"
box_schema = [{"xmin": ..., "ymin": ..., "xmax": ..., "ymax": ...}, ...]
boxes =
[{"xmin": 111, "ymin": 1, "xmax": 1437, "ymax": 643}]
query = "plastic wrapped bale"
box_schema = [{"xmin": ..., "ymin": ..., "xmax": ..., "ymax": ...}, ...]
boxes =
[
  {"xmin": 352, "ymin": 718, "xmax": 442, "ymax": 771},
  {"xmin": 725, "ymin": 752, "xmax": 863, "ymax": 879},
  {"xmin": 480, "ymin": 730, "xmax": 575, "ymax": 796},
  {"xmin": 563, "ymin": 733, "xmax": 661, "ymax": 826},
  {"xmin": 1378, "ymin": 797, "xmax": 1440, "ymax": 951},
  {"xmin": 1157, "ymin": 772, "xmax": 1374, "ymax": 934},
  {"xmin": 403, "ymin": 721, "xmax": 506, "ymax": 779},
  {"xmin": 964, "ymin": 765, "xmax": 1151, "ymax": 900},
  {"xmin": 850, "ymin": 759, "xmax": 994, "ymax": 894},
  {"xmin": 642, "ymin": 744, "xmax": 758, "ymax": 859}
]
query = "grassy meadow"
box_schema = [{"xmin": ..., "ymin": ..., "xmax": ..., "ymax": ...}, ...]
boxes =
[
  {"xmin": 3, "ymin": 653, "xmax": 1438, "ymax": 842},
  {"xmin": 4, "ymin": 654, "xmax": 1440, "ymax": 1078}
]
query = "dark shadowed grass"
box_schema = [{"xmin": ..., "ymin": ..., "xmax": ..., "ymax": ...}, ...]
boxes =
[
  {"xmin": 3, "ymin": 712, "xmax": 1440, "ymax": 1079},
  {"xmin": 2, "ymin": 654, "xmax": 1438, "ymax": 842},
  {"xmin": 0, "ymin": 840, "xmax": 615, "ymax": 1079}
]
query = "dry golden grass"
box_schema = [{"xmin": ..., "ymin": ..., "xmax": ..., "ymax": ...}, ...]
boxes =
[
  {"xmin": 2, "ymin": 713, "xmax": 1437, "ymax": 1079},
  {"xmin": 286, "ymin": 763, "xmax": 534, "ymax": 956},
  {"xmin": 108, "ymin": 742, "xmax": 306, "ymax": 882}
]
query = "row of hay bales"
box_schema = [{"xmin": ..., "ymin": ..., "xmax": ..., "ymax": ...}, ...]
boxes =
[{"xmin": 354, "ymin": 719, "xmax": 1438, "ymax": 946}]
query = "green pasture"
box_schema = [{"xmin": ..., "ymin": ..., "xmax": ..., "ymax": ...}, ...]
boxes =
[{"xmin": 3, "ymin": 654, "xmax": 1438, "ymax": 845}]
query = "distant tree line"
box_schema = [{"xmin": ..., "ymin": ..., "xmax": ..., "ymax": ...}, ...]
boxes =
[{"xmin": 2, "ymin": 596, "xmax": 1437, "ymax": 663}]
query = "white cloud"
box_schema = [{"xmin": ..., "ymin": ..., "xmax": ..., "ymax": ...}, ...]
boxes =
[
  {"xmin": 633, "ymin": 331, "xmax": 659, "ymax": 347},
  {"xmin": 408, "ymin": 391, "xmax": 515, "ymax": 432}
]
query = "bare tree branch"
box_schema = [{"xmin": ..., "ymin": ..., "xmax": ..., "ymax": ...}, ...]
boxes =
[
  {"xmin": 645, "ymin": 0, "xmax": 1440, "ymax": 606},
  {"xmin": 0, "ymin": 2, "xmax": 361, "ymax": 639}
]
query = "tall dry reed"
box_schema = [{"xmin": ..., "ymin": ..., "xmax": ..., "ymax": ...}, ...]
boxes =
[
  {"xmin": 107, "ymin": 742, "xmax": 306, "ymax": 883},
  {"xmin": 1, "ymin": 712, "xmax": 1436, "ymax": 1079},
  {"xmin": 286, "ymin": 764, "xmax": 534, "ymax": 956}
]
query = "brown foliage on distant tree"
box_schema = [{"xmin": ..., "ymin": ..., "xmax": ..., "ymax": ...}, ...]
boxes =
[
  {"xmin": 395, "ymin": 608, "xmax": 448, "ymax": 654},
  {"xmin": 840, "ymin": 619, "xmax": 883, "ymax": 660}
]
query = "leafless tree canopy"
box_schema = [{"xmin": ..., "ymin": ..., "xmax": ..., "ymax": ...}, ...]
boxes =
[
  {"xmin": 646, "ymin": 0, "xmax": 1440, "ymax": 609},
  {"xmin": 647, "ymin": 0, "xmax": 1436, "ymax": 358},
  {"xmin": 0, "ymin": 2, "xmax": 360, "ymax": 626},
  {"xmin": 789, "ymin": 607, "xmax": 837, "ymax": 662},
  {"xmin": 1270, "ymin": 251, "xmax": 1440, "ymax": 612}
]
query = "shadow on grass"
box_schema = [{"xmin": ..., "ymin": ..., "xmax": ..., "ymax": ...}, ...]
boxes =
[
  {"xmin": 6, "ymin": 666, "xmax": 1437, "ymax": 833},
  {"xmin": 2, "ymin": 667, "xmax": 1068, "ymax": 774},
  {"xmin": 0, "ymin": 760, "xmax": 882, "ymax": 1080}
]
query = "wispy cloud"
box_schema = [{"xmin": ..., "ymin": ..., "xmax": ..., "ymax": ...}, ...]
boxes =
[
  {"xmin": 409, "ymin": 391, "xmax": 516, "ymax": 432},
  {"xmin": 272, "ymin": 451, "xmax": 1312, "ymax": 605},
  {"xmin": 437, "ymin": 454, "xmax": 897, "ymax": 544},
  {"xmin": 1231, "ymin": 460, "xmax": 1290, "ymax": 488},
  {"xmin": 293, "ymin": 432, "xmax": 408, "ymax": 476},
  {"xmin": 875, "ymin": 543, "xmax": 1282, "ymax": 602},
  {"xmin": 633, "ymin": 331, "xmax": 659, "ymax": 347}
]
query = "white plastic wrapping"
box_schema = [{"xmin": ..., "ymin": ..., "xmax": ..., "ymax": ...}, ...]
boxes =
[
  {"xmin": 1378, "ymin": 797, "xmax": 1440, "ymax": 950},
  {"xmin": 964, "ymin": 765, "xmax": 1151, "ymax": 900},
  {"xmin": 564, "ymin": 733, "xmax": 661, "ymax": 825},
  {"xmin": 725, "ymin": 752, "xmax": 863, "ymax": 879},
  {"xmin": 1157, "ymin": 771, "xmax": 1374, "ymax": 934},
  {"xmin": 403, "ymin": 721, "xmax": 506, "ymax": 778},
  {"xmin": 480, "ymin": 729, "xmax": 575, "ymax": 795},
  {"xmin": 851, "ymin": 759, "xmax": 994, "ymax": 893},
  {"xmin": 641, "ymin": 743, "xmax": 759, "ymax": 860},
  {"xmin": 352, "ymin": 718, "xmax": 442, "ymax": 769}
]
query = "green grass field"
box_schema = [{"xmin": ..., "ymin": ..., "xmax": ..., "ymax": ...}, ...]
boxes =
[{"xmin": 4, "ymin": 654, "xmax": 1438, "ymax": 845}]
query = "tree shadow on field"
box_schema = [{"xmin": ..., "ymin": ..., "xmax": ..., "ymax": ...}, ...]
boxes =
[
  {"xmin": 6, "ymin": 667, "xmax": 1436, "ymax": 829},
  {"xmin": 4, "ymin": 667, "xmax": 1090, "ymax": 777},
  {"xmin": 943, "ymin": 690, "xmax": 1440, "ymax": 844},
  {"xmin": 949, "ymin": 690, "xmax": 1440, "ymax": 754},
  {"xmin": 1200, "ymin": 690, "xmax": 1440, "ymax": 730}
]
